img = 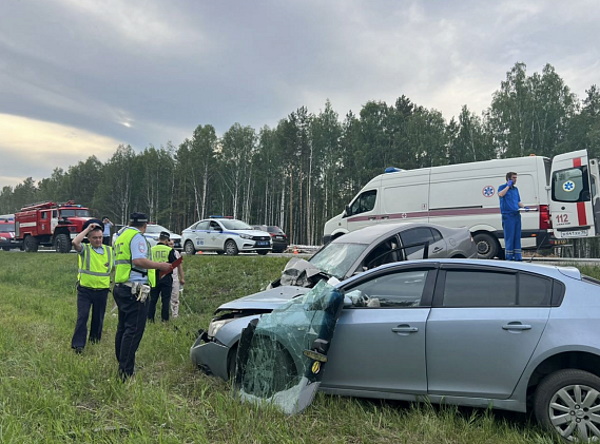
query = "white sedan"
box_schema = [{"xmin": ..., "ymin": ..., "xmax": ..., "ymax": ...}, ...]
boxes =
[{"xmin": 181, "ymin": 217, "xmax": 272, "ymax": 255}]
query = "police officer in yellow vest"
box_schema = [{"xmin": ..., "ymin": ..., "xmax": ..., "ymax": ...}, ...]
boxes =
[
  {"xmin": 148, "ymin": 231, "xmax": 177, "ymax": 322},
  {"xmin": 71, "ymin": 219, "xmax": 114, "ymax": 354},
  {"xmin": 113, "ymin": 212, "xmax": 171, "ymax": 380}
]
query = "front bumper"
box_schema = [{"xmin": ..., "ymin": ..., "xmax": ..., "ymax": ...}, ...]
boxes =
[
  {"xmin": 0, "ymin": 238, "xmax": 21, "ymax": 250},
  {"xmin": 240, "ymin": 242, "xmax": 272, "ymax": 252},
  {"xmin": 190, "ymin": 330, "xmax": 231, "ymax": 380}
]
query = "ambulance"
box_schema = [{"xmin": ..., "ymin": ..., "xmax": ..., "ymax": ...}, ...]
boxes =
[{"xmin": 323, "ymin": 150, "xmax": 600, "ymax": 258}]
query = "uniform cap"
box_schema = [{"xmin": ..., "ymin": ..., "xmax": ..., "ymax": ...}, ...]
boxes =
[
  {"xmin": 83, "ymin": 218, "xmax": 104, "ymax": 232},
  {"xmin": 129, "ymin": 212, "xmax": 148, "ymax": 223},
  {"xmin": 159, "ymin": 231, "xmax": 171, "ymax": 241}
]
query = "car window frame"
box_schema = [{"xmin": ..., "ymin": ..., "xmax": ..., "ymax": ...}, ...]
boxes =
[
  {"xmin": 340, "ymin": 264, "xmax": 439, "ymax": 309},
  {"xmin": 431, "ymin": 264, "xmax": 564, "ymax": 308},
  {"xmin": 400, "ymin": 227, "xmax": 437, "ymax": 256}
]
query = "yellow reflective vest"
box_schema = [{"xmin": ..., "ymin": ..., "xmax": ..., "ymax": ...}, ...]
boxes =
[
  {"xmin": 78, "ymin": 244, "xmax": 114, "ymax": 289},
  {"xmin": 114, "ymin": 227, "xmax": 156, "ymax": 287},
  {"xmin": 151, "ymin": 243, "xmax": 172, "ymax": 263}
]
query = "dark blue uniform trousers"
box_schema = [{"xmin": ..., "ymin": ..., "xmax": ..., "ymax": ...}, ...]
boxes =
[
  {"xmin": 148, "ymin": 279, "xmax": 172, "ymax": 322},
  {"xmin": 502, "ymin": 212, "xmax": 522, "ymax": 261},
  {"xmin": 114, "ymin": 284, "xmax": 149, "ymax": 379},
  {"xmin": 71, "ymin": 286, "xmax": 109, "ymax": 349}
]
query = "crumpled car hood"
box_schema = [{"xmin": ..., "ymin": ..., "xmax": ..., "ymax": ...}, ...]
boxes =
[
  {"xmin": 218, "ymin": 285, "xmax": 311, "ymax": 312},
  {"xmin": 279, "ymin": 258, "xmax": 325, "ymax": 286}
]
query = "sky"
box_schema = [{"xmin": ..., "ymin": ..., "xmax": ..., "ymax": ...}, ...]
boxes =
[{"xmin": 1, "ymin": 0, "xmax": 599, "ymax": 188}]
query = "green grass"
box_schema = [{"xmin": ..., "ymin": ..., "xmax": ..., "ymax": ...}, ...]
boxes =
[{"xmin": 0, "ymin": 252, "xmax": 568, "ymax": 443}]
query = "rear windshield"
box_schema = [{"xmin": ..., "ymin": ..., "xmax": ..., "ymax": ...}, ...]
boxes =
[{"xmin": 0, "ymin": 223, "xmax": 15, "ymax": 232}]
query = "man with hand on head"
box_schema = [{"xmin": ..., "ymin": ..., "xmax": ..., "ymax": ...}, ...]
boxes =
[
  {"xmin": 71, "ymin": 218, "xmax": 114, "ymax": 354},
  {"xmin": 112, "ymin": 212, "xmax": 171, "ymax": 381},
  {"xmin": 102, "ymin": 217, "xmax": 113, "ymax": 246}
]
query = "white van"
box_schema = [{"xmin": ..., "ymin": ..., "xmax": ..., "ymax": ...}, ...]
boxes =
[{"xmin": 323, "ymin": 150, "xmax": 600, "ymax": 258}]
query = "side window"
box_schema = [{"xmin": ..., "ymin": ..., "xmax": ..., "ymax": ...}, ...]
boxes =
[
  {"xmin": 430, "ymin": 228, "xmax": 442, "ymax": 242},
  {"xmin": 518, "ymin": 273, "xmax": 552, "ymax": 306},
  {"xmin": 349, "ymin": 190, "xmax": 377, "ymax": 216},
  {"xmin": 442, "ymin": 270, "xmax": 516, "ymax": 307},
  {"xmin": 552, "ymin": 166, "xmax": 591, "ymax": 202},
  {"xmin": 362, "ymin": 236, "xmax": 401, "ymax": 269},
  {"xmin": 197, "ymin": 221, "xmax": 209, "ymax": 230},
  {"xmin": 345, "ymin": 269, "xmax": 430, "ymax": 308},
  {"xmin": 209, "ymin": 221, "xmax": 220, "ymax": 231},
  {"xmin": 400, "ymin": 227, "xmax": 434, "ymax": 256}
]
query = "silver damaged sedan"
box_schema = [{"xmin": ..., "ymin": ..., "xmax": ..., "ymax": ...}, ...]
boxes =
[{"xmin": 192, "ymin": 258, "xmax": 600, "ymax": 442}]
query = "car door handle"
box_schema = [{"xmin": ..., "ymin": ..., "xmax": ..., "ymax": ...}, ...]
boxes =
[
  {"xmin": 392, "ymin": 325, "xmax": 419, "ymax": 333},
  {"xmin": 368, "ymin": 216, "xmax": 377, "ymax": 220},
  {"xmin": 502, "ymin": 322, "xmax": 532, "ymax": 331},
  {"xmin": 380, "ymin": 215, "xmax": 389, "ymax": 220},
  {"xmin": 432, "ymin": 247, "xmax": 443, "ymax": 253}
]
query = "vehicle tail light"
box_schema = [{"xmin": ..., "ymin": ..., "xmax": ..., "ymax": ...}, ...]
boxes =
[{"xmin": 539, "ymin": 205, "xmax": 551, "ymax": 230}]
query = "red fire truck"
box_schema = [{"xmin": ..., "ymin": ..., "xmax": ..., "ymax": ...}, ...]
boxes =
[
  {"xmin": 0, "ymin": 214, "xmax": 19, "ymax": 251},
  {"xmin": 15, "ymin": 201, "xmax": 92, "ymax": 253}
]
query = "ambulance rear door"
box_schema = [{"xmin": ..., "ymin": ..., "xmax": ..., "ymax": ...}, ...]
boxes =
[{"xmin": 549, "ymin": 150, "xmax": 599, "ymax": 238}]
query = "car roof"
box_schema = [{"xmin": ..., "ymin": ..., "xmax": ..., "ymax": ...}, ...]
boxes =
[
  {"xmin": 332, "ymin": 222, "xmax": 462, "ymax": 245},
  {"xmin": 346, "ymin": 257, "xmax": 582, "ymax": 282}
]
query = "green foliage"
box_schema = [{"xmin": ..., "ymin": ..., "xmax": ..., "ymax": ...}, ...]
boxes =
[
  {"xmin": 0, "ymin": 252, "xmax": 572, "ymax": 443},
  {"xmin": 2, "ymin": 62, "xmax": 600, "ymax": 247}
]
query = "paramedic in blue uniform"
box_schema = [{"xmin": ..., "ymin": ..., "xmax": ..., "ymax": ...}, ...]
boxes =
[{"xmin": 498, "ymin": 172, "xmax": 528, "ymax": 261}]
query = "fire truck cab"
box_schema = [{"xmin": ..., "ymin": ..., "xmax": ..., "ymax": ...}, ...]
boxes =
[
  {"xmin": 0, "ymin": 214, "xmax": 19, "ymax": 251},
  {"xmin": 15, "ymin": 201, "xmax": 92, "ymax": 253}
]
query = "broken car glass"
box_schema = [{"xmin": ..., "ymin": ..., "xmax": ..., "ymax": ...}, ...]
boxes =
[{"xmin": 234, "ymin": 280, "xmax": 345, "ymax": 415}]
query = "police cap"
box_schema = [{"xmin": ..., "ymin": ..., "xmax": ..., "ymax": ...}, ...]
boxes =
[
  {"xmin": 129, "ymin": 212, "xmax": 149, "ymax": 223},
  {"xmin": 159, "ymin": 231, "xmax": 171, "ymax": 241},
  {"xmin": 83, "ymin": 218, "xmax": 104, "ymax": 232}
]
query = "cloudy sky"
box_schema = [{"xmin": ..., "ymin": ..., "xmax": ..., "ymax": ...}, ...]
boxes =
[{"xmin": 1, "ymin": 0, "xmax": 598, "ymax": 188}]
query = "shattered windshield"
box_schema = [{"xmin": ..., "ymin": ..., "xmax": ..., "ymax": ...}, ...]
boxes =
[
  {"xmin": 234, "ymin": 280, "xmax": 344, "ymax": 415},
  {"xmin": 308, "ymin": 242, "xmax": 367, "ymax": 279}
]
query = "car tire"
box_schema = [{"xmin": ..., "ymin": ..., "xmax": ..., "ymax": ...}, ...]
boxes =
[
  {"xmin": 2, "ymin": 247, "xmax": 9, "ymax": 251},
  {"xmin": 184, "ymin": 241, "xmax": 196, "ymax": 255},
  {"xmin": 257, "ymin": 250, "xmax": 268, "ymax": 255},
  {"xmin": 23, "ymin": 235, "xmax": 39, "ymax": 253},
  {"xmin": 216, "ymin": 250, "xmax": 225, "ymax": 255},
  {"xmin": 473, "ymin": 232, "xmax": 499, "ymax": 259},
  {"xmin": 534, "ymin": 369, "xmax": 600, "ymax": 442},
  {"xmin": 224, "ymin": 240, "xmax": 239, "ymax": 255},
  {"xmin": 54, "ymin": 233, "xmax": 71, "ymax": 253}
]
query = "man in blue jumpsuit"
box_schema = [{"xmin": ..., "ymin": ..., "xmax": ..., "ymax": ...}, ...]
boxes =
[{"xmin": 498, "ymin": 172, "xmax": 528, "ymax": 261}]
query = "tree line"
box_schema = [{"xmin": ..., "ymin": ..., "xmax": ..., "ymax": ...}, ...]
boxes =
[{"xmin": 1, "ymin": 62, "xmax": 600, "ymax": 246}]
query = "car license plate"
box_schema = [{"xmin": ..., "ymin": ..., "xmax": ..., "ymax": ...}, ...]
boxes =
[
  {"xmin": 560, "ymin": 229, "xmax": 588, "ymax": 238},
  {"xmin": 256, "ymin": 241, "xmax": 268, "ymax": 246}
]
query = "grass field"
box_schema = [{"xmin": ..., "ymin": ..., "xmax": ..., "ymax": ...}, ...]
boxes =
[{"xmin": 0, "ymin": 252, "xmax": 574, "ymax": 443}]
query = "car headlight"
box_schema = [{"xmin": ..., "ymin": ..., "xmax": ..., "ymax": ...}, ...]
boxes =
[
  {"xmin": 207, "ymin": 318, "xmax": 235, "ymax": 338},
  {"xmin": 239, "ymin": 233, "xmax": 252, "ymax": 239}
]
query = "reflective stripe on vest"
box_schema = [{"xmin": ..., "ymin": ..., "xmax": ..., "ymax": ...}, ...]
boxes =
[
  {"xmin": 78, "ymin": 244, "xmax": 114, "ymax": 289},
  {"xmin": 114, "ymin": 227, "xmax": 156, "ymax": 287}
]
